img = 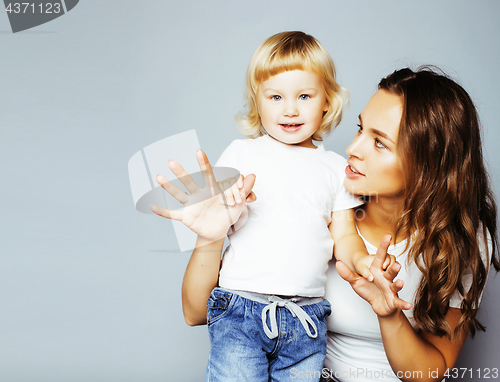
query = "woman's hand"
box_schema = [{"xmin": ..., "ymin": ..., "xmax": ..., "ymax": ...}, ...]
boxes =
[
  {"xmin": 354, "ymin": 252, "xmax": 397, "ymax": 281},
  {"xmin": 336, "ymin": 234, "xmax": 412, "ymax": 316},
  {"xmin": 150, "ymin": 149, "xmax": 256, "ymax": 243}
]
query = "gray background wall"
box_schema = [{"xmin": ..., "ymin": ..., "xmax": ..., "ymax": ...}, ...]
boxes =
[{"xmin": 1, "ymin": 1, "xmax": 499, "ymax": 381}]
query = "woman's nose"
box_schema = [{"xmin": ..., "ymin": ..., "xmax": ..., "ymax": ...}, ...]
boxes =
[{"xmin": 346, "ymin": 134, "xmax": 364, "ymax": 159}]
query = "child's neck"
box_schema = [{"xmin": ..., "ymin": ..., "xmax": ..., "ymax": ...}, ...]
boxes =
[{"xmin": 267, "ymin": 134, "xmax": 318, "ymax": 149}]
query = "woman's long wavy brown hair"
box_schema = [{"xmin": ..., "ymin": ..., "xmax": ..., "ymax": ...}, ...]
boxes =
[{"xmin": 379, "ymin": 67, "xmax": 499, "ymax": 339}]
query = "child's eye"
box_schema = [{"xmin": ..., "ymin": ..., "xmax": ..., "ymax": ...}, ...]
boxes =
[
  {"xmin": 357, "ymin": 124, "xmax": 363, "ymax": 133},
  {"xmin": 271, "ymin": 95, "xmax": 282, "ymax": 101},
  {"xmin": 299, "ymin": 94, "xmax": 310, "ymax": 100}
]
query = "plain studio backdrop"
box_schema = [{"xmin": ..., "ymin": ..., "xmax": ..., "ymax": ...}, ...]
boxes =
[{"xmin": 1, "ymin": 1, "xmax": 499, "ymax": 381}]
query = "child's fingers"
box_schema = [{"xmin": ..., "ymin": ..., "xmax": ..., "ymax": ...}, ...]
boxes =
[
  {"xmin": 150, "ymin": 204, "xmax": 182, "ymax": 220},
  {"xmin": 336, "ymin": 260, "xmax": 360, "ymax": 283},
  {"xmin": 221, "ymin": 180, "xmax": 241, "ymax": 206},
  {"xmin": 382, "ymin": 254, "xmax": 397, "ymax": 270},
  {"xmin": 358, "ymin": 264, "xmax": 374, "ymax": 282},
  {"xmin": 223, "ymin": 188, "xmax": 235, "ymax": 206},
  {"xmin": 246, "ymin": 191, "xmax": 257, "ymax": 203},
  {"xmin": 222, "ymin": 179, "xmax": 233, "ymax": 191},
  {"xmin": 222, "ymin": 174, "xmax": 257, "ymax": 205},
  {"xmin": 229, "ymin": 180, "xmax": 242, "ymax": 204},
  {"xmin": 241, "ymin": 174, "xmax": 256, "ymax": 200}
]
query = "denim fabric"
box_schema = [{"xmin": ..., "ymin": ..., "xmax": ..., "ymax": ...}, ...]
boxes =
[{"xmin": 205, "ymin": 288, "xmax": 331, "ymax": 382}]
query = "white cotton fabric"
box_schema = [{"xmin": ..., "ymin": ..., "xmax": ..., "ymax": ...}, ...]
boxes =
[
  {"xmin": 215, "ymin": 135, "xmax": 362, "ymax": 297},
  {"xmin": 323, "ymin": 230, "xmax": 491, "ymax": 382}
]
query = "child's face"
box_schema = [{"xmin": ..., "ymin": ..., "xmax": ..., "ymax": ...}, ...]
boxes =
[{"xmin": 257, "ymin": 70, "xmax": 328, "ymax": 148}]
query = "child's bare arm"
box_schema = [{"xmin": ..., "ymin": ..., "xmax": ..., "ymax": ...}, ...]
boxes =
[{"xmin": 329, "ymin": 209, "xmax": 375, "ymax": 280}]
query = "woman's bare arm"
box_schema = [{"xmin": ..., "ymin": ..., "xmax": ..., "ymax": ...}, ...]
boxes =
[
  {"xmin": 149, "ymin": 149, "xmax": 256, "ymax": 325},
  {"xmin": 182, "ymin": 236, "xmax": 225, "ymax": 326},
  {"xmin": 379, "ymin": 307, "xmax": 467, "ymax": 382},
  {"xmin": 337, "ymin": 237, "xmax": 467, "ymax": 381}
]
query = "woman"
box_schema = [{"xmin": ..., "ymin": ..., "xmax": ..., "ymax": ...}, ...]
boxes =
[
  {"xmin": 320, "ymin": 67, "xmax": 499, "ymax": 381},
  {"xmin": 153, "ymin": 67, "xmax": 499, "ymax": 382}
]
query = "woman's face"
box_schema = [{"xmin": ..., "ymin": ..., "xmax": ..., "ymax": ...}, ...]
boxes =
[{"xmin": 344, "ymin": 89, "xmax": 405, "ymax": 199}]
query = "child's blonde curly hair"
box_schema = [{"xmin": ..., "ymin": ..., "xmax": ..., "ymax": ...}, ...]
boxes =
[{"xmin": 237, "ymin": 31, "xmax": 346, "ymax": 141}]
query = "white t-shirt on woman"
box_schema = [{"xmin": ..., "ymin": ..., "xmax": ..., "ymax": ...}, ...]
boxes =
[{"xmin": 323, "ymin": 230, "xmax": 490, "ymax": 382}]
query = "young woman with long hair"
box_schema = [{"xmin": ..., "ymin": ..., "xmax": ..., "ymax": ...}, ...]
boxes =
[{"xmin": 323, "ymin": 67, "xmax": 499, "ymax": 381}]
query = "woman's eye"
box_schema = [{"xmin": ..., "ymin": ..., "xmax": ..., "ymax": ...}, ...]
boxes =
[
  {"xmin": 299, "ymin": 94, "xmax": 310, "ymax": 100},
  {"xmin": 271, "ymin": 95, "xmax": 282, "ymax": 101},
  {"xmin": 375, "ymin": 139, "xmax": 386, "ymax": 149},
  {"xmin": 357, "ymin": 124, "xmax": 363, "ymax": 133}
]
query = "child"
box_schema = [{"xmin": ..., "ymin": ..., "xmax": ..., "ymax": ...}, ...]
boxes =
[{"xmin": 152, "ymin": 31, "xmax": 375, "ymax": 382}]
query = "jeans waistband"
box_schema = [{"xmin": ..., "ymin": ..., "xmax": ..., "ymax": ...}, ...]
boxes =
[
  {"xmin": 223, "ymin": 288, "xmax": 324, "ymax": 340},
  {"xmin": 227, "ymin": 289, "xmax": 324, "ymax": 306}
]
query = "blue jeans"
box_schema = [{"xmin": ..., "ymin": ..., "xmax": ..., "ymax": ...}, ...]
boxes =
[{"xmin": 205, "ymin": 288, "xmax": 331, "ymax": 382}]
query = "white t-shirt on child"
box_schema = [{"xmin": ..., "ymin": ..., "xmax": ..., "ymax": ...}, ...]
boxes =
[{"xmin": 215, "ymin": 135, "xmax": 362, "ymax": 297}]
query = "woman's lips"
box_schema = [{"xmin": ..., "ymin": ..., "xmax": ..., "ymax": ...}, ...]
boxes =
[
  {"xmin": 345, "ymin": 164, "xmax": 365, "ymax": 178},
  {"xmin": 280, "ymin": 123, "xmax": 303, "ymax": 132}
]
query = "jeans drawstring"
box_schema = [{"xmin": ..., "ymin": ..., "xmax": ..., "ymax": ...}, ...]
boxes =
[{"xmin": 261, "ymin": 295, "xmax": 318, "ymax": 339}]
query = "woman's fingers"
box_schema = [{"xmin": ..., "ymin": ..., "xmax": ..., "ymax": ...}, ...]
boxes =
[
  {"xmin": 390, "ymin": 280, "xmax": 412, "ymax": 310},
  {"xmin": 368, "ymin": 237, "xmax": 413, "ymax": 313},
  {"xmin": 392, "ymin": 290, "xmax": 412, "ymax": 311},
  {"xmin": 156, "ymin": 174, "xmax": 189, "ymax": 204},
  {"xmin": 168, "ymin": 159, "xmax": 201, "ymax": 194},
  {"xmin": 373, "ymin": 261, "xmax": 412, "ymax": 312},
  {"xmin": 372, "ymin": 234, "xmax": 392, "ymax": 270},
  {"xmin": 382, "ymin": 254, "xmax": 397, "ymax": 270},
  {"xmin": 150, "ymin": 204, "xmax": 183, "ymax": 220},
  {"xmin": 384, "ymin": 262, "xmax": 401, "ymax": 281}
]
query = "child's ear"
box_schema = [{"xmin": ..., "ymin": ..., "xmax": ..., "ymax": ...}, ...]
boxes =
[{"xmin": 323, "ymin": 103, "xmax": 329, "ymax": 117}]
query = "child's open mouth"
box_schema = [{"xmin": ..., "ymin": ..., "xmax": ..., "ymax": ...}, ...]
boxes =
[{"xmin": 280, "ymin": 124, "xmax": 303, "ymax": 132}]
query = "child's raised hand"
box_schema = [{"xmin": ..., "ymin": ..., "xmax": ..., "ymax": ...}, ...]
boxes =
[
  {"xmin": 218, "ymin": 175, "xmax": 250, "ymax": 206},
  {"xmin": 150, "ymin": 149, "xmax": 256, "ymax": 242}
]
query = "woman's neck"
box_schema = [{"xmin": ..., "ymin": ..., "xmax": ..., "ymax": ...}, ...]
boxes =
[{"xmin": 356, "ymin": 197, "xmax": 404, "ymax": 246}]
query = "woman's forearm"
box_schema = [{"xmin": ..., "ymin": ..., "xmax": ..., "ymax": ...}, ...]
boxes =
[
  {"xmin": 181, "ymin": 236, "xmax": 224, "ymax": 326},
  {"xmin": 378, "ymin": 309, "xmax": 466, "ymax": 382}
]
